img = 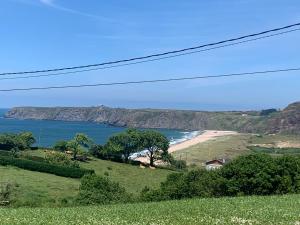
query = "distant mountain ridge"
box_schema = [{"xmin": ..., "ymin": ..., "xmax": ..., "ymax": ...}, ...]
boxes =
[{"xmin": 5, "ymin": 102, "xmax": 300, "ymax": 134}]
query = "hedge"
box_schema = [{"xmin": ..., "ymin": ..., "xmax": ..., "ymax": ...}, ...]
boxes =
[{"xmin": 0, "ymin": 156, "xmax": 94, "ymax": 178}]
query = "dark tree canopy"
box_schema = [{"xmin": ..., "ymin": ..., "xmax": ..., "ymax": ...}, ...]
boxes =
[
  {"xmin": 141, "ymin": 130, "xmax": 169, "ymax": 166},
  {"xmin": 105, "ymin": 129, "xmax": 142, "ymax": 163}
]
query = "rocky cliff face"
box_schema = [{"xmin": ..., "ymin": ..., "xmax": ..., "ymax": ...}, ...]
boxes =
[{"xmin": 5, "ymin": 103, "xmax": 300, "ymax": 134}]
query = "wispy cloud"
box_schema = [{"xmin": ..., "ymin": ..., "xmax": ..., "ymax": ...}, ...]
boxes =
[{"xmin": 38, "ymin": 0, "xmax": 115, "ymax": 22}]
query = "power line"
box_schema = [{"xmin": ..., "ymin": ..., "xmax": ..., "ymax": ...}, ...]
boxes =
[
  {"xmin": 1, "ymin": 22, "xmax": 300, "ymax": 76},
  {"xmin": 1, "ymin": 28, "xmax": 299, "ymax": 81},
  {"xmin": 1, "ymin": 67, "xmax": 299, "ymax": 92}
]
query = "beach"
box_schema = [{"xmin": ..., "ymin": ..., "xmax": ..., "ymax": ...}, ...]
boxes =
[{"xmin": 168, "ymin": 130, "xmax": 238, "ymax": 153}]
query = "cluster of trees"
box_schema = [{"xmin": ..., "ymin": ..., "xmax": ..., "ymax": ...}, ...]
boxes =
[
  {"xmin": 76, "ymin": 153, "xmax": 300, "ymax": 205},
  {"xmin": 141, "ymin": 154, "xmax": 300, "ymax": 201},
  {"xmin": 53, "ymin": 133, "xmax": 92, "ymax": 160},
  {"xmin": 91, "ymin": 129, "xmax": 170, "ymax": 167},
  {"xmin": 0, "ymin": 132, "xmax": 36, "ymax": 156},
  {"xmin": 55, "ymin": 129, "xmax": 170, "ymax": 167}
]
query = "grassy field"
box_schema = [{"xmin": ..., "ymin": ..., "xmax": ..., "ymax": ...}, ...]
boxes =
[
  {"xmin": 173, "ymin": 134, "xmax": 252, "ymax": 165},
  {"xmin": 0, "ymin": 166, "xmax": 79, "ymax": 206},
  {"xmin": 173, "ymin": 134, "xmax": 300, "ymax": 165},
  {"xmin": 0, "ymin": 194, "xmax": 299, "ymax": 224},
  {"xmin": 0, "ymin": 150, "xmax": 173, "ymax": 206},
  {"xmin": 26, "ymin": 150, "xmax": 173, "ymax": 193}
]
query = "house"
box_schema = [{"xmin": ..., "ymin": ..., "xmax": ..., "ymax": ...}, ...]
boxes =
[{"xmin": 205, "ymin": 159, "xmax": 226, "ymax": 170}]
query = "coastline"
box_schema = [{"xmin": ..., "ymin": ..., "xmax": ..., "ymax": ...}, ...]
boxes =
[{"xmin": 168, "ymin": 130, "xmax": 238, "ymax": 153}]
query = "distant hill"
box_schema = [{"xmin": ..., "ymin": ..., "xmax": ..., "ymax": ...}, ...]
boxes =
[{"xmin": 5, "ymin": 102, "xmax": 300, "ymax": 134}]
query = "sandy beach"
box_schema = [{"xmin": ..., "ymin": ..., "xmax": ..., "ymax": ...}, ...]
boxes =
[{"xmin": 168, "ymin": 130, "xmax": 238, "ymax": 153}]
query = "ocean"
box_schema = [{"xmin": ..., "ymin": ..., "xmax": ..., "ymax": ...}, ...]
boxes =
[{"xmin": 0, "ymin": 109, "xmax": 200, "ymax": 147}]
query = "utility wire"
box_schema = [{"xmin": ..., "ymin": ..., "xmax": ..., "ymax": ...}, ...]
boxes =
[
  {"xmin": 1, "ymin": 67, "xmax": 299, "ymax": 92},
  {"xmin": 1, "ymin": 22, "xmax": 300, "ymax": 76},
  {"xmin": 1, "ymin": 28, "xmax": 299, "ymax": 81}
]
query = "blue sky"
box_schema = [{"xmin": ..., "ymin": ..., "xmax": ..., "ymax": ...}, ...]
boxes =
[{"xmin": 0, "ymin": 0, "xmax": 300, "ymax": 110}]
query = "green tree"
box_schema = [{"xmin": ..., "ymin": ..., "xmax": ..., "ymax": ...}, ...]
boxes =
[
  {"xmin": 53, "ymin": 140, "xmax": 68, "ymax": 152},
  {"xmin": 19, "ymin": 132, "xmax": 36, "ymax": 149},
  {"xmin": 67, "ymin": 133, "xmax": 92, "ymax": 160},
  {"xmin": 141, "ymin": 130, "xmax": 169, "ymax": 167},
  {"xmin": 105, "ymin": 129, "xmax": 142, "ymax": 163}
]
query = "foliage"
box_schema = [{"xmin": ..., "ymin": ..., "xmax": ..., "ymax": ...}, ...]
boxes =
[
  {"xmin": 249, "ymin": 145, "xmax": 300, "ymax": 154},
  {"xmin": 0, "ymin": 156, "xmax": 94, "ymax": 178},
  {"xmin": 19, "ymin": 132, "xmax": 36, "ymax": 149},
  {"xmin": 45, "ymin": 151, "xmax": 79, "ymax": 168},
  {"xmin": 105, "ymin": 129, "xmax": 142, "ymax": 163},
  {"xmin": 67, "ymin": 133, "xmax": 93, "ymax": 160},
  {"xmin": 76, "ymin": 174, "xmax": 131, "ymax": 205},
  {"xmin": 143, "ymin": 154, "xmax": 300, "ymax": 201},
  {"xmin": 260, "ymin": 108, "xmax": 278, "ymax": 116},
  {"xmin": 53, "ymin": 140, "xmax": 69, "ymax": 152},
  {"xmin": 140, "ymin": 130, "xmax": 169, "ymax": 166},
  {"xmin": 89, "ymin": 144, "xmax": 104, "ymax": 158}
]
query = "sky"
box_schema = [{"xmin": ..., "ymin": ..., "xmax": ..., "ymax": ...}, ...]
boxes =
[{"xmin": 0, "ymin": 0, "xmax": 300, "ymax": 110}]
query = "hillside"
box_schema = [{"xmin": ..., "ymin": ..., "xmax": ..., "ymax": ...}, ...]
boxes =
[
  {"xmin": 1, "ymin": 195, "xmax": 299, "ymax": 224},
  {"xmin": 5, "ymin": 102, "xmax": 300, "ymax": 134},
  {"xmin": 0, "ymin": 150, "xmax": 173, "ymax": 207}
]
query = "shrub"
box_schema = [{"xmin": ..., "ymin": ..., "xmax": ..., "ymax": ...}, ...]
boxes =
[
  {"xmin": 76, "ymin": 174, "xmax": 131, "ymax": 205},
  {"xmin": 220, "ymin": 154, "xmax": 278, "ymax": 196},
  {"xmin": 45, "ymin": 151, "xmax": 79, "ymax": 168},
  {"xmin": 0, "ymin": 156, "xmax": 94, "ymax": 178}
]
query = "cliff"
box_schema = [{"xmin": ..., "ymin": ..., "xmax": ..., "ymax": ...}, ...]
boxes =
[{"xmin": 5, "ymin": 102, "xmax": 300, "ymax": 134}]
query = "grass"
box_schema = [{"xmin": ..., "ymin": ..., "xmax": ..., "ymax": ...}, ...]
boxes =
[
  {"xmin": 25, "ymin": 149, "xmax": 173, "ymax": 193},
  {"xmin": 173, "ymin": 133, "xmax": 300, "ymax": 165},
  {"xmin": 0, "ymin": 166, "xmax": 79, "ymax": 207},
  {"xmin": 80, "ymin": 158, "xmax": 173, "ymax": 193},
  {"xmin": 173, "ymin": 134, "xmax": 252, "ymax": 165},
  {"xmin": 0, "ymin": 194, "xmax": 300, "ymax": 224},
  {"xmin": 0, "ymin": 150, "xmax": 173, "ymax": 206}
]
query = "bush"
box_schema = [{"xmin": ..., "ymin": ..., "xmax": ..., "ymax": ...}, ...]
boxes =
[
  {"xmin": 45, "ymin": 151, "xmax": 79, "ymax": 168},
  {"xmin": 0, "ymin": 132, "xmax": 36, "ymax": 151},
  {"xmin": 140, "ymin": 154, "xmax": 300, "ymax": 202},
  {"xmin": 220, "ymin": 154, "xmax": 279, "ymax": 196},
  {"xmin": 0, "ymin": 156, "xmax": 94, "ymax": 178},
  {"xmin": 76, "ymin": 174, "xmax": 131, "ymax": 205}
]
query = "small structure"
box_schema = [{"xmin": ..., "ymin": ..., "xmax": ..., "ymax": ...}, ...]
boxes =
[{"xmin": 205, "ymin": 159, "xmax": 226, "ymax": 170}]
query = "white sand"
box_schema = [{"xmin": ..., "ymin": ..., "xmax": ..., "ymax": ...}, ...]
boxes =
[{"xmin": 168, "ymin": 130, "xmax": 238, "ymax": 153}]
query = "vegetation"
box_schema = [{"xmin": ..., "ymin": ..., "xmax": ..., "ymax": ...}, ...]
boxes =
[
  {"xmin": 141, "ymin": 130, "xmax": 169, "ymax": 166},
  {"xmin": 67, "ymin": 133, "xmax": 92, "ymax": 160},
  {"xmin": 76, "ymin": 174, "xmax": 131, "ymax": 205},
  {"xmin": 249, "ymin": 146, "xmax": 300, "ymax": 154},
  {"xmin": 1, "ymin": 195, "xmax": 300, "ymax": 224},
  {"xmin": 0, "ymin": 156, "xmax": 94, "ymax": 178},
  {"xmin": 142, "ymin": 154, "xmax": 300, "ymax": 201},
  {"xmin": 0, "ymin": 165, "xmax": 79, "ymax": 207},
  {"xmin": 44, "ymin": 151, "xmax": 79, "ymax": 168},
  {"xmin": 104, "ymin": 128, "xmax": 142, "ymax": 163},
  {"xmin": 260, "ymin": 108, "xmax": 278, "ymax": 116},
  {"xmin": 0, "ymin": 132, "xmax": 36, "ymax": 153}
]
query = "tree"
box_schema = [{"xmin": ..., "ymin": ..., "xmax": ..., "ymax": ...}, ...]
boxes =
[
  {"xmin": 105, "ymin": 129, "xmax": 142, "ymax": 163},
  {"xmin": 141, "ymin": 130, "xmax": 169, "ymax": 167},
  {"xmin": 53, "ymin": 140, "xmax": 68, "ymax": 152},
  {"xmin": 67, "ymin": 133, "xmax": 92, "ymax": 160},
  {"xmin": 19, "ymin": 132, "xmax": 36, "ymax": 149},
  {"xmin": 89, "ymin": 144, "xmax": 104, "ymax": 158}
]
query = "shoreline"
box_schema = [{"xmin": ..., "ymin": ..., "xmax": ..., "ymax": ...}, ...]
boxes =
[{"xmin": 168, "ymin": 130, "xmax": 238, "ymax": 153}]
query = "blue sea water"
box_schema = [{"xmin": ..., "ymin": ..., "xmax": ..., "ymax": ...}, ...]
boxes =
[{"xmin": 0, "ymin": 109, "xmax": 199, "ymax": 147}]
